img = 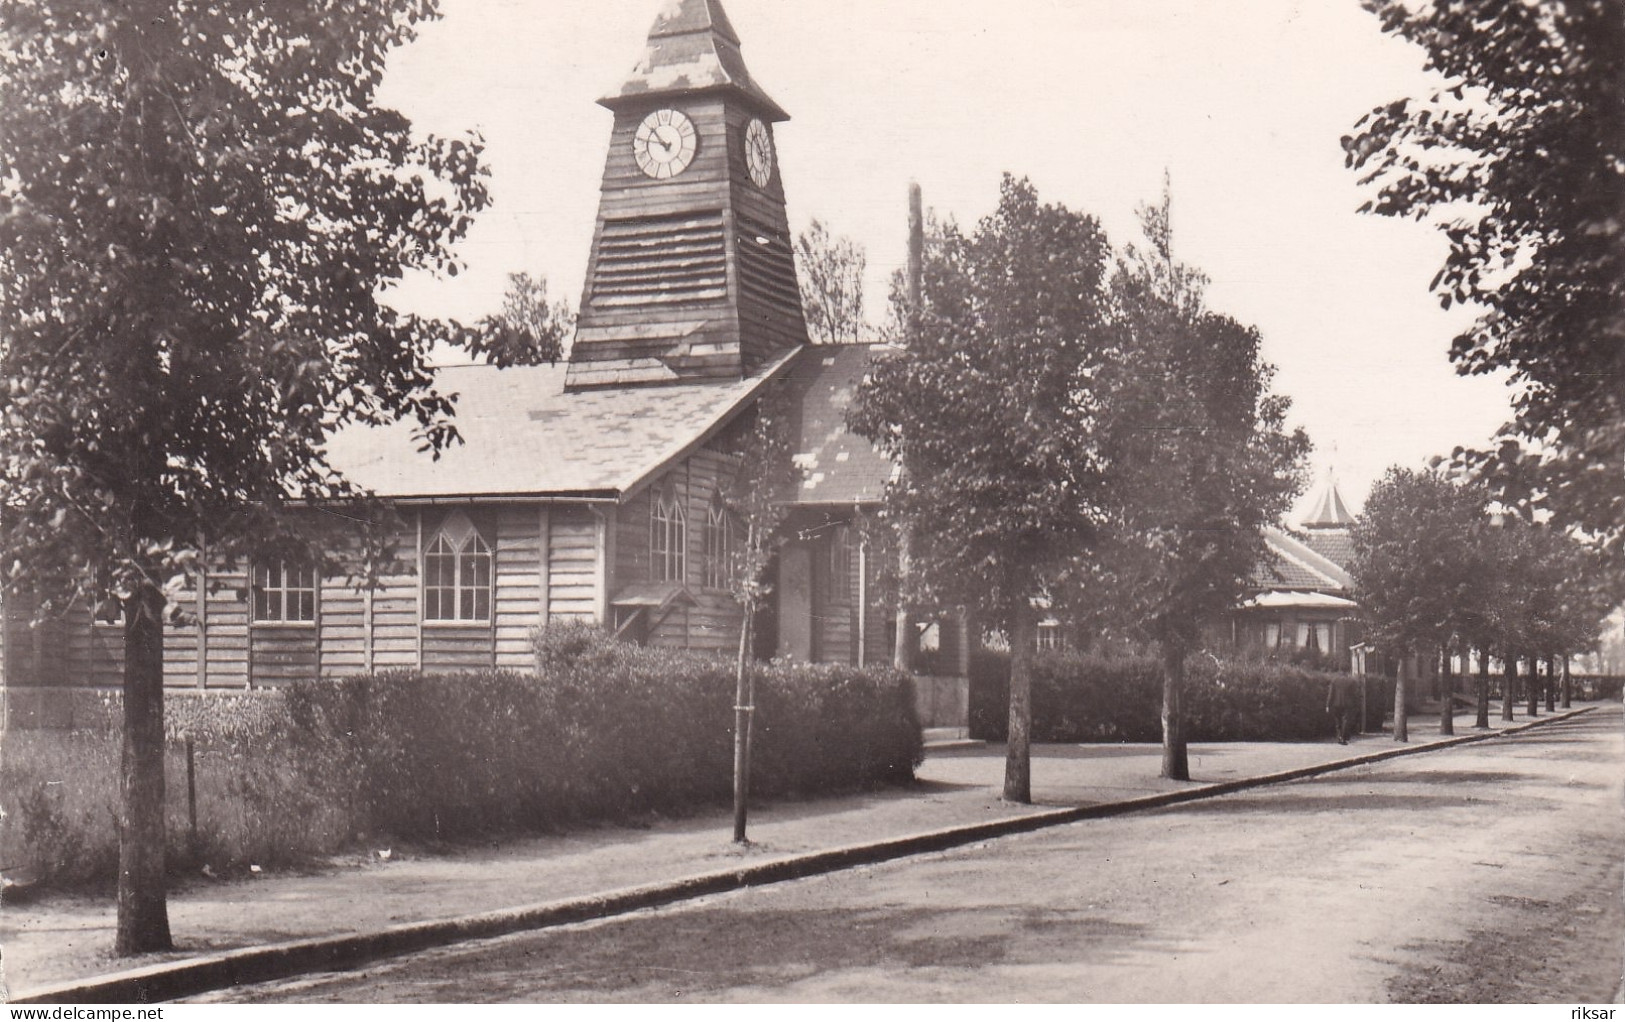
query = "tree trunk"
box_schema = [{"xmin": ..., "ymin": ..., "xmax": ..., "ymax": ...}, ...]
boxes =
[
  {"xmin": 1526, "ymin": 654, "xmax": 1539, "ymax": 717},
  {"xmin": 1475, "ymin": 647, "xmax": 1491, "ymax": 729},
  {"xmin": 1004, "ymin": 609, "xmax": 1034, "ymax": 804},
  {"xmin": 1160, "ymin": 639, "xmax": 1190, "ymax": 781},
  {"xmin": 1358, "ymin": 671, "xmax": 1369, "ymax": 734},
  {"xmin": 1561, "ymin": 656, "xmax": 1572, "ymax": 709},
  {"xmin": 1544, "ymin": 655, "xmax": 1556, "ymax": 712},
  {"xmin": 893, "ymin": 528, "xmax": 914, "ymax": 673},
  {"xmin": 1393, "ymin": 657, "xmax": 1409, "ymax": 742},
  {"xmin": 116, "ymin": 580, "xmax": 173, "ymax": 956},
  {"xmin": 1438, "ymin": 645, "xmax": 1454, "ymax": 736},
  {"xmin": 732, "ymin": 606, "xmax": 755, "ymax": 844},
  {"xmin": 1501, "ymin": 654, "xmax": 1516, "ymax": 721}
]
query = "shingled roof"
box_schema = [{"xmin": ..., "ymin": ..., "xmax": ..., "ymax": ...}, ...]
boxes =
[
  {"xmin": 1298, "ymin": 529, "xmax": 1355, "ymax": 573},
  {"xmin": 781, "ymin": 344, "xmax": 895, "ymax": 505},
  {"xmin": 1250, "ymin": 527, "xmax": 1354, "ymax": 593},
  {"xmin": 602, "ymin": 0, "xmax": 788, "ymax": 121},
  {"xmin": 324, "ymin": 350, "xmax": 795, "ymax": 501}
]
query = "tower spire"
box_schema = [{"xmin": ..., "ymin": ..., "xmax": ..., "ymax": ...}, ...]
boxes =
[
  {"xmin": 567, "ymin": 0, "xmax": 807, "ymax": 390},
  {"xmin": 603, "ymin": 0, "xmax": 788, "ymax": 122},
  {"xmin": 1301, "ymin": 471, "xmax": 1355, "ymax": 530}
]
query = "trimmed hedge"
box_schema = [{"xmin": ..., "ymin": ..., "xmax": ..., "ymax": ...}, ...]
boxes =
[
  {"xmin": 282, "ymin": 626, "xmax": 922, "ymax": 839},
  {"xmin": 0, "ymin": 686, "xmax": 287, "ymax": 739},
  {"xmin": 1, "ymin": 627, "xmax": 921, "ymax": 886},
  {"xmin": 969, "ymin": 648, "xmax": 1367, "ymax": 742}
]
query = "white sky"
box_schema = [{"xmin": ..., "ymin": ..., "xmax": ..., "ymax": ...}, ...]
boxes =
[{"xmin": 378, "ymin": 0, "xmax": 1516, "ymax": 520}]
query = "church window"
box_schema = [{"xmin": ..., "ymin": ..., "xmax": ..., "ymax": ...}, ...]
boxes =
[
  {"xmin": 423, "ymin": 512, "xmax": 492, "ymax": 622},
  {"xmin": 650, "ymin": 487, "xmax": 688, "ymax": 584},
  {"xmin": 253, "ymin": 562, "xmax": 318, "ymax": 623},
  {"xmin": 702, "ymin": 497, "xmax": 732, "ymax": 590}
]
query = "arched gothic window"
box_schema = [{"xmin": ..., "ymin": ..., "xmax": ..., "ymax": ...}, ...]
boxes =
[
  {"xmin": 424, "ymin": 511, "xmax": 492, "ymax": 622},
  {"xmin": 650, "ymin": 486, "xmax": 688, "ymax": 584},
  {"xmin": 702, "ymin": 496, "xmax": 732, "ymax": 590}
]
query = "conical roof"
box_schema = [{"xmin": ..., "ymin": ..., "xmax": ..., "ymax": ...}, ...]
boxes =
[
  {"xmin": 602, "ymin": 0, "xmax": 788, "ymax": 121},
  {"xmin": 648, "ymin": 0, "xmax": 740, "ymax": 44},
  {"xmin": 1301, "ymin": 477, "xmax": 1355, "ymax": 530}
]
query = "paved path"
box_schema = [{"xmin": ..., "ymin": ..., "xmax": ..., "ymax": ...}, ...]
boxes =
[
  {"xmin": 195, "ymin": 706, "xmax": 1625, "ymax": 1003},
  {"xmin": 1, "ymin": 701, "xmax": 1608, "ymax": 997}
]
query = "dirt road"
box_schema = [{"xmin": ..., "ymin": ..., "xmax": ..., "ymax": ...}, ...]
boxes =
[{"xmin": 197, "ymin": 708, "xmax": 1625, "ymax": 1003}]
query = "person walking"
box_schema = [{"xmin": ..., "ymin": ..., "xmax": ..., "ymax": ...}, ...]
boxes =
[{"xmin": 1327, "ymin": 675, "xmax": 1360, "ymax": 745}]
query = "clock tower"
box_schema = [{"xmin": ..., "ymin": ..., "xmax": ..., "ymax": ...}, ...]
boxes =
[{"xmin": 566, "ymin": 0, "xmax": 809, "ymax": 390}]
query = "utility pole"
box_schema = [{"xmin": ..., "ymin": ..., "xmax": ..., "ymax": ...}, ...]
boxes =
[{"xmin": 893, "ymin": 182, "xmax": 924, "ymax": 673}]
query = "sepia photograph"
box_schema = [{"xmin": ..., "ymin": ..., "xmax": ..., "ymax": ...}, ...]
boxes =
[{"xmin": 1, "ymin": 0, "xmax": 1621, "ymax": 1007}]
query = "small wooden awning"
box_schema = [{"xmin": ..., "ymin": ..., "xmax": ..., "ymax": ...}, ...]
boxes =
[
  {"xmin": 611, "ymin": 581, "xmax": 698, "ymax": 613},
  {"xmin": 610, "ymin": 581, "xmax": 699, "ymax": 643}
]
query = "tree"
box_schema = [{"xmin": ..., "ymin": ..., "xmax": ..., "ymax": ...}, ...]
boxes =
[
  {"xmin": 0, "ymin": 2, "xmax": 488, "ymax": 953},
  {"xmin": 467, "ymin": 271, "xmax": 573, "ymax": 367},
  {"xmin": 795, "ymin": 218, "xmax": 867, "ymax": 345},
  {"xmin": 1092, "ymin": 189, "xmax": 1309, "ymax": 779},
  {"xmin": 1350, "ymin": 468, "xmax": 1491, "ymax": 742},
  {"xmin": 1514, "ymin": 520, "xmax": 1616, "ymax": 709},
  {"xmin": 1343, "ymin": 0, "xmax": 1625, "ymax": 566},
  {"xmin": 1453, "ymin": 501, "xmax": 1511, "ymax": 729},
  {"xmin": 721, "ymin": 386, "xmax": 798, "ymax": 843},
  {"xmin": 851, "ymin": 176, "xmax": 1115, "ymax": 803}
]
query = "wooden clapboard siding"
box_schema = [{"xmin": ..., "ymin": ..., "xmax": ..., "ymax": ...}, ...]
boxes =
[
  {"xmin": 55, "ymin": 607, "xmax": 90, "ymax": 686},
  {"xmin": 0, "ymin": 592, "xmax": 43, "ymax": 685},
  {"xmin": 494, "ymin": 504, "xmax": 543, "ymax": 670},
  {"xmin": 572, "ymin": 97, "xmax": 742, "ymax": 385},
  {"xmin": 371, "ymin": 572, "xmax": 420, "ymax": 669},
  {"xmin": 548, "ymin": 506, "xmax": 601, "ymax": 622},
  {"xmin": 653, "ymin": 447, "xmax": 742, "ymax": 652},
  {"xmin": 27, "ymin": 615, "xmax": 62, "ymax": 686},
  {"xmin": 250, "ymin": 626, "xmax": 320, "ymax": 685},
  {"xmin": 318, "ymin": 574, "xmax": 369, "ymax": 677},
  {"xmin": 368, "ymin": 521, "xmax": 421, "ymax": 669},
  {"xmin": 596, "ymin": 97, "xmax": 733, "ymax": 196},
  {"xmin": 679, "ymin": 589, "xmax": 741, "ymax": 654},
  {"xmin": 690, "ymin": 447, "xmax": 741, "ymax": 659},
  {"xmin": 422, "ymin": 625, "xmax": 493, "ymax": 671},
  {"xmin": 571, "ymin": 94, "xmax": 807, "ymax": 388},
  {"xmin": 2, "ymin": 501, "xmax": 614, "ymax": 690},
  {"xmin": 639, "ymin": 459, "xmax": 690, "ymax": 638},
  {"xmin": 150, "ymin": 579, "xmax": 199, "ymax": 689},
  {"xmin": 160, "ymin": 620, "xmax": 196, "ymax": 689},
  {"xmin": 69, "ymin": 609, "xmax": 125, "ymax": 688},
  {"xmin": 617, "ymin": 485, "xmax": 654, "ymax": 586},
  {"xmin": 206, "ymin": 568, "xmax": 251, "ymax": 688}
]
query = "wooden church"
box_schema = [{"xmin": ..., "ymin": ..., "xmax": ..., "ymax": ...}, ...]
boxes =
[{"xmin": 0, "ymin": 0, "xmax": 970, "ymax": 723}]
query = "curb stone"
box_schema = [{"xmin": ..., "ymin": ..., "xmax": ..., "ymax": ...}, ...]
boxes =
[{"xmin": 10, "ymin": 705, "xmax": 1595, "ymax": 1005}]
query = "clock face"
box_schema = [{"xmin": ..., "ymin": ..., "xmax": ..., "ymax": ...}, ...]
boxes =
[
  {"xmin": 745, "ymin": 118, "xmax": 774, "ymax": 188},
  {"xmin": 633, "ymin": 108, "xmax": 698, "ymax": 180}
]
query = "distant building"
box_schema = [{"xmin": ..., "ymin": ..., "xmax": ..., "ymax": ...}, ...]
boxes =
[{"xmin": 1226, "ymin": 476, "xmax": 1362, "ymax": 668}]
